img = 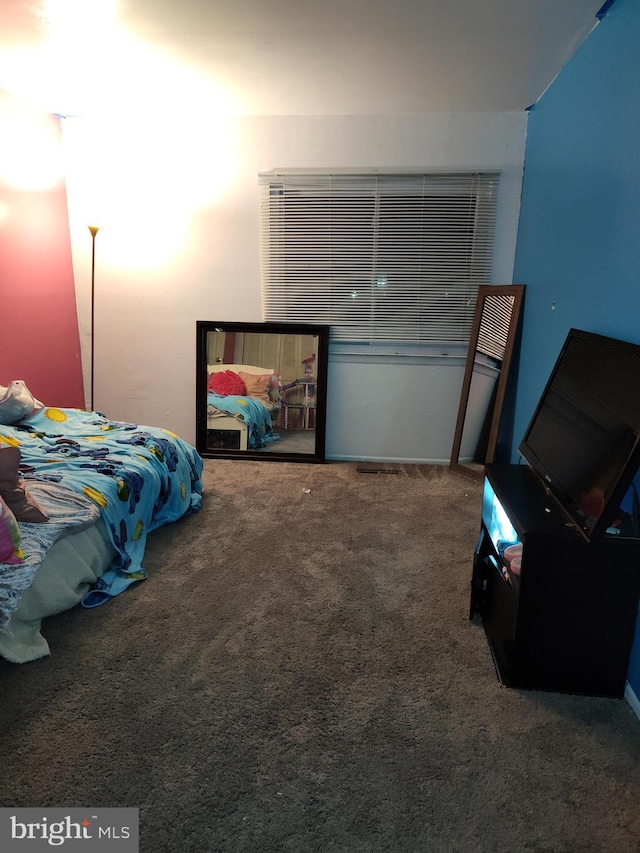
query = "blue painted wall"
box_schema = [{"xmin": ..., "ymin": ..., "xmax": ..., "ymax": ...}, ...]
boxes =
[{"xmin": 511, "ymin": 0, "xmax": 640, "ymax": 703}]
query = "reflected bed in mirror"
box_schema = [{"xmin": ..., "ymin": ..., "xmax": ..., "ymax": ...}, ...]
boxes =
[
  {"xmin": 196, "ymin": 321, "xmax": 329, "ymax": 462},
  {"xmin": 450, "ymin": 285, "xmax": 525, "ymax": 480}
]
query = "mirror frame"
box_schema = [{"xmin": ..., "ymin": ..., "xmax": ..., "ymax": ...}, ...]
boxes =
[
  {"xmin": 450, "ymin": 284, "xmax": 525, "ymax": 480},
  {"xmin": 196, "ymin": 320, "xmax": 330, "ymax": 463}
]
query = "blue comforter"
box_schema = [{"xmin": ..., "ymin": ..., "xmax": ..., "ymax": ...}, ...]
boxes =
[
  {"xmin": 0, "ymin": 407, "xmax": 203, "ymax": 615},
  {"xmin": 207, "ymin": 392, "xmax": 281, "ymax": 449}
]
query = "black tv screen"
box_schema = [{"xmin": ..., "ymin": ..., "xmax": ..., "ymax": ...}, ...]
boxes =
[{"xmin": 519, "ymin": 328, "xmax": 640, "ymax": 541}]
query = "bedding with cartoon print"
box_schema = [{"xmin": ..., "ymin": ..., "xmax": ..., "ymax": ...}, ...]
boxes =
[
  {"xmin": 0, "ymin": 406, "xmax": 203, "ymax": 623},
  {"xmin": 207, "ymin": 391, "xmax": 281, "ymax": 449}
]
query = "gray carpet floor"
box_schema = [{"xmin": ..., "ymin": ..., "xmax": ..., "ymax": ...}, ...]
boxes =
[{"xmin": 1, "ymin": 460, "xmax": 639, "ymax": 852}]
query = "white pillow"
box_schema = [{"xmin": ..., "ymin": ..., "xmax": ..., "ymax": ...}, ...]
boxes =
[{"xmin": 0, "ymin": 380, "xmax": 44, "ymax": 425}]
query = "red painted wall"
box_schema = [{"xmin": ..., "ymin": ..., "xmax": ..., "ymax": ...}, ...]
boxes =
[{"xmin": 0, "ymin": 97, "xmax": 84, "ymax": 408}]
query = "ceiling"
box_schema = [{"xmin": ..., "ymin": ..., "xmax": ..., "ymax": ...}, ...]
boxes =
[{"xmin": 0, "ymin": 0, "xmax": 605, "ymax": 116}]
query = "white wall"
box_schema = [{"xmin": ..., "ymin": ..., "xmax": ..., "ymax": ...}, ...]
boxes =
[{"xmin": 63, "ymin": 111, "xmax": 526, "ymax": 460}]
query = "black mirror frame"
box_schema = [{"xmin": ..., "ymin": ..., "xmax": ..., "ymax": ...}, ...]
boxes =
[
  {"xmin": 196, "ymin": 320, "xmax": 330, "ymax": 463},
  {"xmin": 449, "ymin": 284, "xmax": 525, "ymax": 480}
]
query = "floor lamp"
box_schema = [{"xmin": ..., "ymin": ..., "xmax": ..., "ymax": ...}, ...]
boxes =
[{"xmin": 88, "ymin": 225, "xmax": 100, "ymax": 412}]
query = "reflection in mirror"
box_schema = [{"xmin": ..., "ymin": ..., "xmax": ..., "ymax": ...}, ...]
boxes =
[
  {"xmin": 196, "ymin": 321, "xmax": 329, "ymax": 462},
  {"xmin": 450, "ymin": 285, "xmax": 525, "ymax": 480}
]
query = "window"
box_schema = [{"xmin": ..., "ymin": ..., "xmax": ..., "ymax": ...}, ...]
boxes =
[{"xmin": 259, "ymin": 171, "xmax": 500, "ymax": 345}]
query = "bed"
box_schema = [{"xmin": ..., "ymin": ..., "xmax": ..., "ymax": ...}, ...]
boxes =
[
  {"xmin": 206, "ymin": 363, "xmax": 281, "ymax": 450},
  {"xmin": 0, "ymin": 389, "xmax": 203, "ymax": 663}
]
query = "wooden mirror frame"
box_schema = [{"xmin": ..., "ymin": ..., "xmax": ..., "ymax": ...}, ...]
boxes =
[
  {"xmin": 450, "ymin": 285, "xmax": 525, "ymax": 480},
  {"xmin": 196, "ymin": 320, "xmax": 329, "ymax": 463}
]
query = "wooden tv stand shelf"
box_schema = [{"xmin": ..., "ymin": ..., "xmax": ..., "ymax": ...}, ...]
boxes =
[{"xmin": 471, "ymin": 463, "xmax": 640, "ymax": 697}]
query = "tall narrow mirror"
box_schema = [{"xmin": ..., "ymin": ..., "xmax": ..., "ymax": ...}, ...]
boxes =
[
  {"xmin": 450, "ymin": 285, "xmax": 525, "ymax": 480},
  {"xmin": 196, "ymin": 321, "xmax": 329, "ymax": 462}
]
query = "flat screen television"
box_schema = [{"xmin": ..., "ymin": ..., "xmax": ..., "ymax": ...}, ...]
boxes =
[{"xmin": 518, "ymin": 328, "xmax": 640, "ymax": 541}]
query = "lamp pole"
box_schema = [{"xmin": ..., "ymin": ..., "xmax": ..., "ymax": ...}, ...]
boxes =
[{"xmin": 88, "ymin": 225, "xmax": 100, "ymax": 412}]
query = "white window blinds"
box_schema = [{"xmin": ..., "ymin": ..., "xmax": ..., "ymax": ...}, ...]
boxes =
[{"xmin": 259, "ymin": 171, "xmax": 500, "ymax": 344}]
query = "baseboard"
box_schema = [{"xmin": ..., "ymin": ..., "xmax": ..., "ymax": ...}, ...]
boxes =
[
  {"xmin": 326, "ymin": 454, "xmax": 451, "ymax": 465},
  {"xmin": 624, "ymin": 681, "xmax": 640, "ymax": 721}
]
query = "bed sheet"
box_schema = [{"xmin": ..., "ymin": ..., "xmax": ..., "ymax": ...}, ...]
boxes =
[
  {"xmin": 0, "ymin": 480, "xmax": 99, "ymax": 628},
  {"xmin": 0, "ymin": 520, "xmax": 115, "ymax": 663}
]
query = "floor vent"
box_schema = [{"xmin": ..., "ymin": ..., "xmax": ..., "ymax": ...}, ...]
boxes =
[{"xmin": 356, "ymin": 462, "xmax": 402, "ymax": 475}]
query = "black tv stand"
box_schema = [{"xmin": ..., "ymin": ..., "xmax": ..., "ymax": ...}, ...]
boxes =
[{"xmin": 471, "ymin": 463, "xmax": 640, "ymax": 697}]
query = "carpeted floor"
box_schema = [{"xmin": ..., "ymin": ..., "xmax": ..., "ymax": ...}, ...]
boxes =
[{"xmin": 0, "ymin": 460, "xmax": 639, "ymax": 852}]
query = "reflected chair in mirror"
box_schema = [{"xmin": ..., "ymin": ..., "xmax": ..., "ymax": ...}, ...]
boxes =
[{"xmin": 450, "ymin": 284, "xmax": 525, "ymax": 480}]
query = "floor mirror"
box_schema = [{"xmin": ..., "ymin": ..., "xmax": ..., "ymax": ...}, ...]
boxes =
[
  {"xmin": 450, "ymin": 285, "xmax": 525, "ymax": 480},
  {"xmin": 196, "ymin": 321, "xmax": 329, "ymax": 462}
]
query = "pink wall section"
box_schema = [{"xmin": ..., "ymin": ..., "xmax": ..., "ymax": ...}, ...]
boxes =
[{"xmin": 0, "ymin": 109, "xmax": 85, "ymax": 409}]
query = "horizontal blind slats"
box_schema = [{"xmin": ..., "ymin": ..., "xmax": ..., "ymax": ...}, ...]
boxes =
[{"xmin": 259, "ymin": 171, "xmax": 500, "ymax": 344}]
